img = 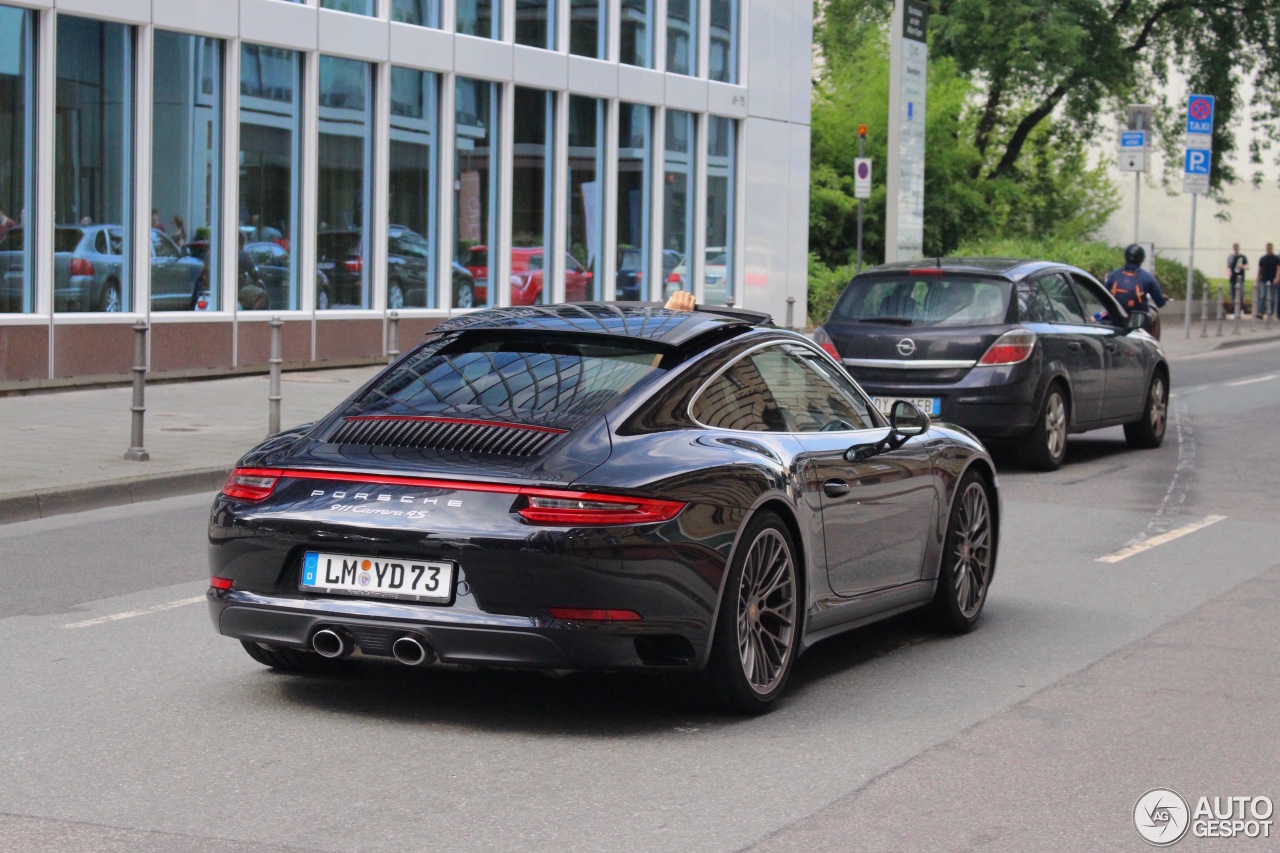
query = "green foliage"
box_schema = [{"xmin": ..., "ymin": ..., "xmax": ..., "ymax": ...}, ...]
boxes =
[
  {"xmin": 952, "ymin": 236, "xmax": 1207, "ymax": 300},
  {"xmin": 807, "ymin": 253, "xmax": 861, "ymax": 325}
]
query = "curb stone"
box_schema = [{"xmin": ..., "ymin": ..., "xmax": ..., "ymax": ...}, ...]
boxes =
[{"xmin": 0, "ymin": 467, "xmax": 232, "ymax": 525}]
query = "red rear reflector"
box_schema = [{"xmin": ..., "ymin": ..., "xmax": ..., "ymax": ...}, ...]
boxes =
[
  {"xmin": 210, "ymin": 577, "xmax": 233, "ymax": 590},
  {"xmin": 221, "ymin": 468, "xmax": 284, "ymax": 501},
  {"xmin": 70, "ymin": 258, "xmax": 94, "ymax": 277},
  {"xmin": 812, "ymin": 326, "xmax": 841, "ymax": 361},
  {"xmin": 978, "ymin": 330, "xmax": 1036, "ymax": 366},
  {"xmin": 549, "ymin": 608, "xmax": 642, "ymax": 622},
  {"xmin": 196, "ymin": 298, "xmax": 208, "ymax": 310},
  {"xmin": 517, "ymin": 492, "xmax": 684, "ymax": 525},
  {"xmin": 912, "ymin": 268, "xmax": 944, "ymax": 275}
]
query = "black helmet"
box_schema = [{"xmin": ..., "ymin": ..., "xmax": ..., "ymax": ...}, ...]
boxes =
[{"xmin": 1124, "ymin": 244, "xmax": 1145, "ymax": 266}]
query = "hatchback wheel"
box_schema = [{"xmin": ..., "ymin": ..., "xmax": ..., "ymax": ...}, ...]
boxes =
[
  {"xmin": 101, "ymin": 281, "xmax": 122, "ymax": 313},
  {"xmin": 389, "ymin": 280, "xmax": 405, "ymax": 310},
  {"xmin": 1124, "ymin": 373, "xmax": 1167, "ymax": 449},
  {"xmin": 453, "ymin": 280, "xmax": 474, "ymax": 309},
  {"xmin": 1019, "ymin": 386, "xmax": 1068, "ymax": 471},
  {"xmin": 926, "ymin": 470, "xmax": 995, "ymax": 632},
  {"xmin": 701, "ymin": 512, "xmax": 799, "ymax": 714}
]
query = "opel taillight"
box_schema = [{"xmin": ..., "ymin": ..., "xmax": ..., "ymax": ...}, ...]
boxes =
[
  {"xmin": 222, "ymin": 468, "xmax": 284, "ymax": 501},
  {"xmin": 517, "ymin": 491, "xmax": 684, "ymax": 525},
  {"xmin": 977, "ymin": 330, "xmax": 1036, "ymax": 366},
  {"xmin": 813, "ymin": 326, "xmax": 841, "ymax": 361}
]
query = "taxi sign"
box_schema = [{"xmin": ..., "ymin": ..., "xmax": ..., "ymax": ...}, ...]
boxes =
[{"xmin": 1186, "ymin": 95, "xmax": 1215, "ymax": 135}]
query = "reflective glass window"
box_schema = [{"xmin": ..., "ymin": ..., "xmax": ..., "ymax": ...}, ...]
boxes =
[
  {"xmin": 458, "ymin": 0, "xmax": 500, "ymax": 39},
  {"xmin": 666, "ymin": 0, "xmax": 696, "ymax": 75},
  {"xmin": 389, "ymin": 67, "xmax": 439, "ymax": 309},
  {"xmin": 56, "ymin": 16, "xmax": 134, "ymax": 314},
  {"xmin": 392, "ymin": 0, "xmax": 439, "ymax": 26},
  {"xmin": 240, "ymin": 44, "xmax": 302, "ymax": 311},
  {"xmin": 567, "ymin": 95, "xmax": 604, "ymax": 301},
  {"xmin": 616, "ymin": 104, "xmax": 651, "ymax": 301},
  {"xmin": 512, "ymin": 87, "xmax": 555, "ymax": 305},
  {"xmin": 750, "ymin": 346, "xmax": 872, "ymax": 432},
  {"xmin": 662, "ymin": 110, "xmax": 695, "ymax": 300},
  {"xmin": 152, "ymin": 31, "xmax": 221, "ymax": 312},
  {"xmin": 516, "ymin": 0, "xmax": 556, "ymax": 49},
  {"xmin": 321, "ymin": 0, "xmax": 376, "ymax": 14},
  {"xmin": 705, "ymin": 116, "xmax": 735, "ymax": 305},
  {"xmin": 454, "ymin": 77, "xmax": 499, "ymax": 308},
  {"xmin": 1036, "ymin": 273, "xmax": 1087, "ymax": 324},
  {"xmin": 692, "ymin": 356, "xmax": 785, "ymax": 432},
  {"xmin": 0, "ymin": 4, "xmax": 34, "ymax": 313},
  {"xmin": 620, "ymin": 0, "xmax": 653, "ymax": 68},
  {"xmin": 317, "ymin": 57, "xmax": 372, "ymax": 310},
  {"xmin": 569, "ymin": 0, "xmax": 607, "ymax": 59},
  {"xmin": 709, "ymin": 0, "xmax": 738, "ymax": 83}
]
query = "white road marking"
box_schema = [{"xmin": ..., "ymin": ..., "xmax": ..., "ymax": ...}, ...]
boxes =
[
  {"xmin": 1226, "ymin": 374, "xmax": 1278, "ymax": 387},
  {"xmin": 65, "ymin": 596, "xmax": 206, "ymax": 629},
  {"xmin": 1097, "ymin": 515, "xmax": 1227, "ymax": 564}
]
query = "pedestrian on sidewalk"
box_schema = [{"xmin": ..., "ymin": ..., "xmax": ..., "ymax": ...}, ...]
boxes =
[
  {"xmin": 1259, "ymin": 243, "xmax": 1279, "ymax": 319},
  {"xmin": 1228, "ymin": 243, "xmax": 1248, "ymax": 314}
]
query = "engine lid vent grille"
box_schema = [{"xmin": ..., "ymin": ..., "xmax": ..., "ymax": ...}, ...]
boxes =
[{"xmin": 329, "ymin": 416, "xmax": 565, "ymax": 456}]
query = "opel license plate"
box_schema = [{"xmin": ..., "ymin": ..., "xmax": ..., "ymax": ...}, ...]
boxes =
[
  {"xmin": 872, "ymin": 396, "xmax": 941, "ymax": 417},
  {"xmin": 300, "ymin": 552, "xmax": 454, "ymax": 604}
]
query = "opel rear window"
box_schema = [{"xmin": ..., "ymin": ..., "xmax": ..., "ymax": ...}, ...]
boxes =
[
  {"xmin": 352, "ymin": 332, "xmax": 671, "ymax": 423},
  {"xmin": 833, "ymin": 276, "xmax": 1012, "ymax": 327}
]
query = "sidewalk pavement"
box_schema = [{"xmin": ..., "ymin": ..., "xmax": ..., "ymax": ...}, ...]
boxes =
[{"xmin": 2, "ymin": 315, "xmax": 1279, "ymax": 524}]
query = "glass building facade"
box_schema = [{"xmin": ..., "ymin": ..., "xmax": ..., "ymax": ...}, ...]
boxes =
[{"xmin": 0, "ymin": 0, "xmax": 810, "ymax": 390}]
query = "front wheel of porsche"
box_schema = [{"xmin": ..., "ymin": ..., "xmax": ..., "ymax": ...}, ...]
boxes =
[
  {"xmin": 701, "ymin": 512, "xmax": 800, "ymax": 714},
  {"xmin": 925, "ymin": 470, "xmax": 996, "ymax": 633}
]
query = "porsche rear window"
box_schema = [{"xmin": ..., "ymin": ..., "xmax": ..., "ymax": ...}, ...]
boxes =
[
  {"xmin": 832, "ymin": 276, "xmax": 1011, "ymax": 327},
  {"xmin": 354, "ymin": 333, "xmax": 670, "ymax": 422}
]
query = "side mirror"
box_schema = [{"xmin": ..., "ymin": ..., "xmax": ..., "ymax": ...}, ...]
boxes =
[
  {"xmin": 1128, "ymin": 311, "xmax": 1152, "ymax": 332},
  {"xmin": 844, "ymin": 401, "xmax": 930, "ymax": 462},
  {"xmin": 890, "ymin": 400, "xmax": 930, "ymax": 437}
]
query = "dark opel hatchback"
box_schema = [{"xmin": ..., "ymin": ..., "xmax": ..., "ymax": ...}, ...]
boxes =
[{"xmin": 814, "ymin": 259, "xmax": 1170, "ymax": 470}]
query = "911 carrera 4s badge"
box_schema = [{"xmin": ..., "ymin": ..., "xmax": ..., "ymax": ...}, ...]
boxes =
[{"xmin": 301, "ymin": 551, "xmax": 455, "ymax": 604}]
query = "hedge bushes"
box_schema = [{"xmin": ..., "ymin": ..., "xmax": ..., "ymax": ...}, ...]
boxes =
[{"xmin": 806, "ymin": 238, "xmax": 1211, "ymax": 327}]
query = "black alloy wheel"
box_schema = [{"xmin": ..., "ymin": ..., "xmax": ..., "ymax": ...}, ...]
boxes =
[
  {"xmin": 702, "ymin": 511, "xmax": 800, "ymax": 714},
  {"xmin": 1019, "ymin": 385, "xmax": 1068, "ymax": 471},
  {"xmin": 926, "ymin": 470, "xmax": 996, "ymax": 633},
  {"xmin": 1124, "ymin": 372, "xmax": 1168, "ymax": 449}
]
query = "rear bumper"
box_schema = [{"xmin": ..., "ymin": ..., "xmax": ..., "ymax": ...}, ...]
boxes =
[
  {"xmin": 210, "ymin": 590, "xmax": 706, "ymax": 670},
  {"xmin": 857, "ymin": 362, "xmax": 1042, "ymax": 439}
]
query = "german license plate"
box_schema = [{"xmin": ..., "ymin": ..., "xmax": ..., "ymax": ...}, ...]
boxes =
[
  {"xmin": 872, "ymin": 396, "xmax": 941, "ymax": 417},
  {"xmin": 300, "ymin": 552, "xmax": 454, "ymax": 604}
]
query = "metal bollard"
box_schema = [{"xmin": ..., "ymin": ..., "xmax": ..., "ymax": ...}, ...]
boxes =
[
  {"xmin": 785, "ymin": 296, "xmax": 795, "ymax": 330},
  {"xmin": 1217, "ymin": 285, "xmax": 1224, "ymax": 337},
  {"xmin": 1200, "ymin": 277, "xmax": 1209, "ymax": 338},
  {"xmin": 123, "ymin": 321, "xmax": 150, "ymax": 461},
  {"xmin": 726, "ymin": 297, "xmax": 735, "ymax": 309},
  {"xmin": 386, "ymin": 310, "xmax": 400, "ymax": 364},
  {"xmin": 268, "ymin": 317, "xmax": 283, "ymax": 437},
  {"xmin": 1233, "ymin": 278, "xmax": 1243, "ymax": 335}
]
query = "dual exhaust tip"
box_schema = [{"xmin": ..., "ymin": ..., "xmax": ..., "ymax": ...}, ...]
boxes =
[{"xmin": 311, "ymin": 627, "xmax": 432, "ymax": 667}]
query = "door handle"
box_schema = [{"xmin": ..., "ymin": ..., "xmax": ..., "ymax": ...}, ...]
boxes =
[
  {"xmin": 1066, "ymin": 341, "xmax": 1081, "ymax": 352},
  {"xmin": 823, "ymin": 479, "xmax": 851, "ymax": 497}
]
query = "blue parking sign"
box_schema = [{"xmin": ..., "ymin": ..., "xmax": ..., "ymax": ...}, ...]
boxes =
[{"xmin": 1184, "ymin": 149, "xmax": 1211, "ymax": 175}]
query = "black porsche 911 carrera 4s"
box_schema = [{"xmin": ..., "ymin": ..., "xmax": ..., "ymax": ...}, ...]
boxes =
[{"xmin": 208, "ymin": 303, "xmax": 1000, "ymax": 712}]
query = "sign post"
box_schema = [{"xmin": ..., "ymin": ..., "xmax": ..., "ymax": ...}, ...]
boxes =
[
  {"xmin": 1123, "ymin": 105, "xmax": 1154, "ymax": 245},
  {"xmin": 1182, "ymin": 94, "xmax": 1215, "ymax": 338},
  {"xmin": 855, "ymin": 125, "xmax": 871, "ymax": 273},
  {"xmin": 885, "ymin": 0, "xmax": 928, "ymax": 262}
]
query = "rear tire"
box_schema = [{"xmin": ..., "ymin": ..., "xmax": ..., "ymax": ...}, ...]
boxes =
[
  {"xmin": 1124, "ymin": 372, "xmax": 1167, "ymax": 449},
  {"xmin": 240, "ymin": 640, "xmax": 346, "ymax": 674},
  {"xmin": 925, "ymin": 470, "xmax": 996, "ymax": 633},
  {"xmin": 700, "ymin": 512, "xmax": 800, "ymax": 715},
  {"xmin": 100, "ymin": 280, "xmax": 122, "ymax": 313},
  {"xmin": 1019, "ymin": 385, "xmax": 1068, "ymax": 471}
]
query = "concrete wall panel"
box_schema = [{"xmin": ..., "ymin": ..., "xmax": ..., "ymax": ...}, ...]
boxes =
[
  {"xmin": 314, "ymin": 318, "xmax": 384, "ymax": 362},
  {"xmin": 153, "ymin": 0, "xmax": 236, "ymax": 38},
  {"xmin": 151, "ymin": 322, "xmax": 233, "ymax": 374},
  {"xmin": 745, "ymin": 0, "xmax": 790, "ymax": 122},
  {"xmin": 789, "ymin": 0, "xmax": 813, "ymax": 126},
  {"xmin": 787, "ymin": 121, "xmax": 811, "ymax": 324},
  {"xmin": 52, "ymin": 323, "xmax": 134, "ymax": 381},
  {"xmin": 318, "ymin": 8, "xmax": 389, "ymax": 62},
  {"xmin": 567, "ymin": 56, "xmax": 617, "ymax": 99},
  {"xmin": 454, "ymin": 34, "xmax": 513, "ymax": 81},
  {"xmin": 237, "ymin": 320, "xmax": 312, "ymax": 369},
  {"xmin": 0, "ymin": 326, "xmax": 49, "ymax": 385},
  {"xmin": 741, "ymin": 117, "xmax": 791, "ymax": 322},
  {"xmin": 390, "ymin": 22, "xmax": 454, "ymax": 72},
  {"xmin": 240, "ymin": 0, "xmax": 317, "ymax": 52}
]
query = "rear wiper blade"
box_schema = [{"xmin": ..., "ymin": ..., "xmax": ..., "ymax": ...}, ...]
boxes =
[{"xmin": 857, "ymin": 317, "xmax": 915, "ymax": 326}]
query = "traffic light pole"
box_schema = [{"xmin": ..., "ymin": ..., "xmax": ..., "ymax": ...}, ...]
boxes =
[{"xmin": 857, "ymin": 129, "xmax": 866, "ymax": 274}]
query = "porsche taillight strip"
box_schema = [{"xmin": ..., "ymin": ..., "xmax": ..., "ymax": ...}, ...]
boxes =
[{"xmin": 220, "ymin": 467, "xmax": 685, "ymax": 524}]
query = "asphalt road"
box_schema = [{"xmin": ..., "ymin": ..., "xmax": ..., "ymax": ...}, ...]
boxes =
[{"xmin": 3, "ymin": 341, "xmax": 1279, "ymax": 852}]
